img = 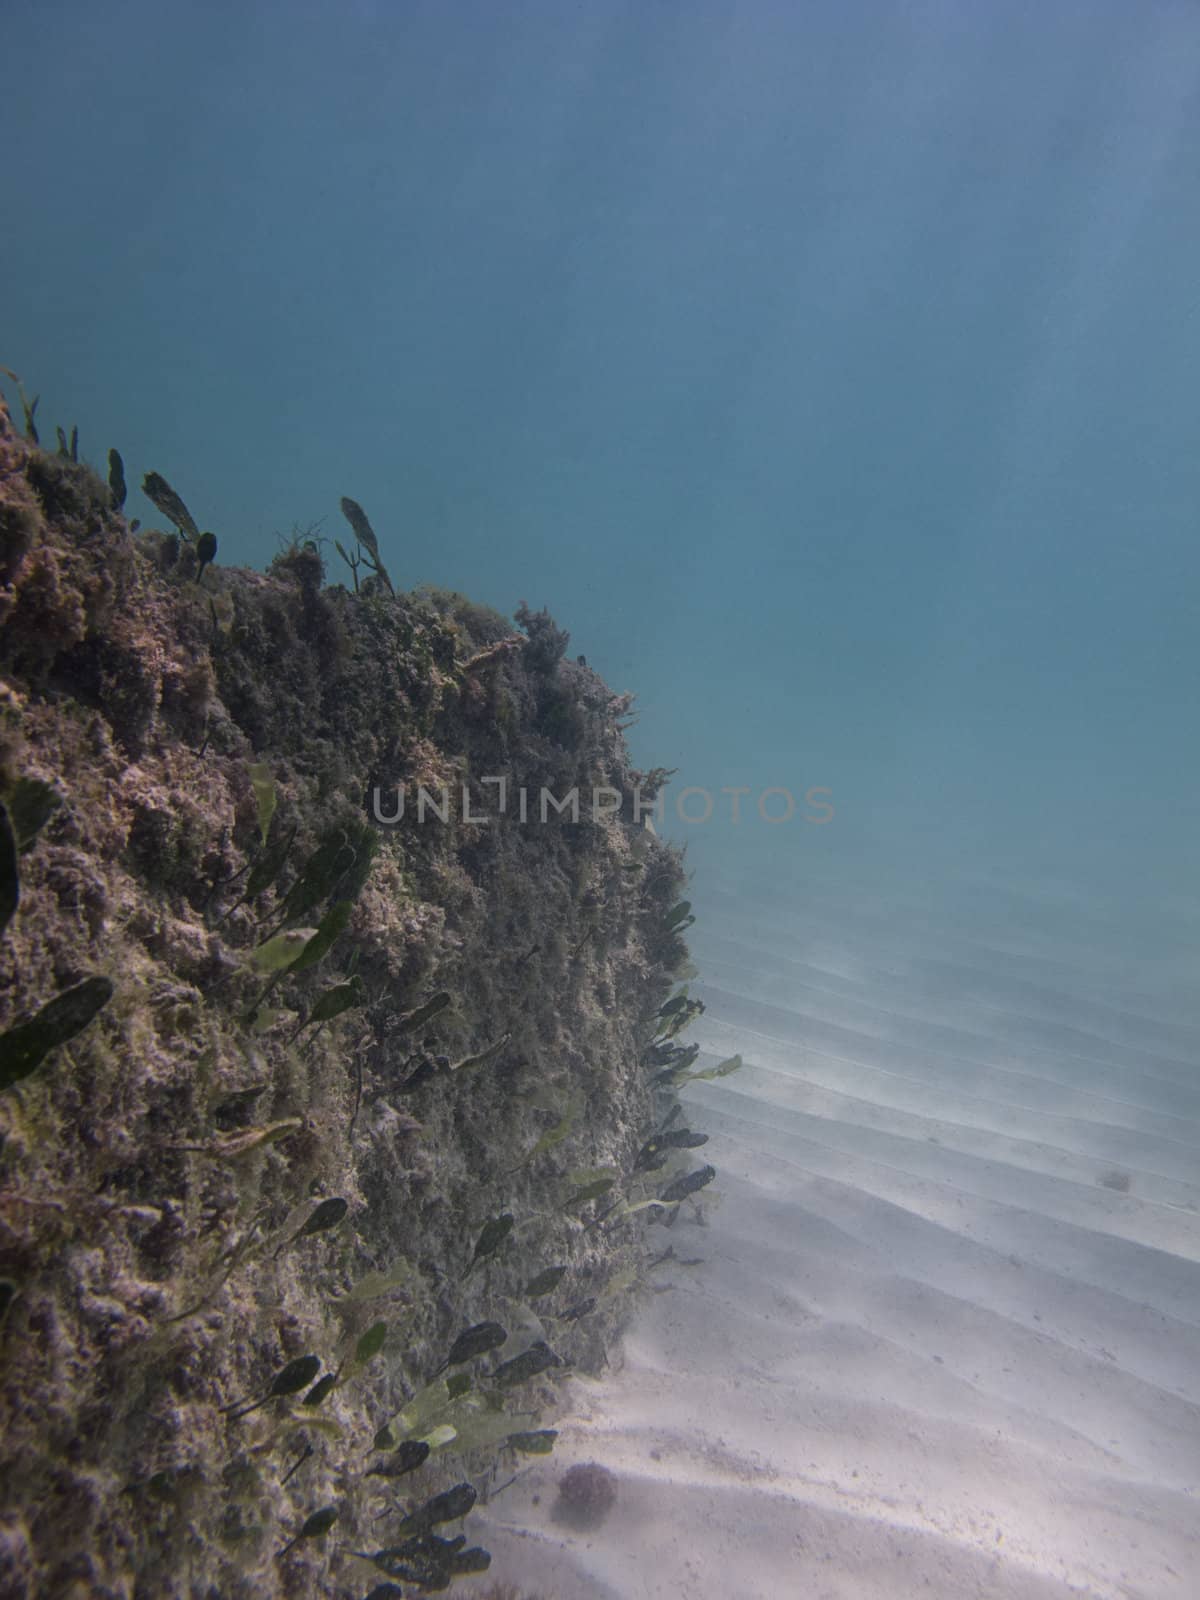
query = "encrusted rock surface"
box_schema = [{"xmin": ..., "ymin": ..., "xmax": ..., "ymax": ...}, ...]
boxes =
[{"xmin": 0, "ymin": 395, "xmax": 691, "ymax": 1599}]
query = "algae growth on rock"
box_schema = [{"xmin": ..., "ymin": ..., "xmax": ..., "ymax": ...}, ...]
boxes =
[{"xmin": 0, "ymin": 388, "xmax": 713, "ymax": 1598}]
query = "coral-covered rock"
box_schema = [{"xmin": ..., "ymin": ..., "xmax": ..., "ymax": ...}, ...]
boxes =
[{"xmin": 0, "ymin": 391, "xmax": 689, "ymax": 1598}]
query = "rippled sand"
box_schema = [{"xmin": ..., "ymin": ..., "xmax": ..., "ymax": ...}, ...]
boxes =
[{"xmin": 478, "ymin": 860, "xmax": 1200, "ymax": 1598}]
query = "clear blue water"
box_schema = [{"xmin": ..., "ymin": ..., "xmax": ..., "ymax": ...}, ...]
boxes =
[
  {"xmin": 5, "ymin": 0, "xmax": 1199, "ymax": 916},
  {"xmin": 6, "ymin": 10, "xmax": 1200, "ymax": 1592}
]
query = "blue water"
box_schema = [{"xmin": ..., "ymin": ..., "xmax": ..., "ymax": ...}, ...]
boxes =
[
  {"xmin": 5, "ymin": 0, "xmax": 1199, "ymax": 909},
  {"xmin": 7, "ymin": 9, "xmax": 1200, "ymax": 1594}
]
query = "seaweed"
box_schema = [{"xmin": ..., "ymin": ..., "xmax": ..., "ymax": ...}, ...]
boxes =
[
  {"xmin": 518, "ymin": 1088, "xmax": 582, "ymax": 1167},
  {"xmin": 448, "ymin": 1031, "xmax": 510, "ymax": 1075},
  {"xmin": 462, "ymin": 1214, "xmax": 514, "ymax": 1279},
  {"xmin": 278, "ymin": 820, "xmax": 374, "ymax": 926},
  {"xmin": 505, "ymin": 1429, "xmax": 556, "ymax": 1455},
  {"xmin": 1, "ymin": 365, "xmax": 39, "ymax": 442},
  {"xmin": 224, "ymin": 1354, "xmax": 322, "ymax": 1420},
  {"xmin": 354, "ymin": 1525, "xmax": 485, "ymax": 1589},
  {"xmin": 366, "ymin": 1440, "xmax": 430, "ymax": 1479},
  {"xmin": 277, "ymin": 1504, "xmax": 338, "ymax": 1558},
  {"xmin": 658, "ymin": 1164, "xmax": 717, "ymax": 1204},
  {"xmin": 654, "ymin": 990, "xmax": 704, "ymax": 1042},
  {"xmin": 392, "ymin": 1481, "xmax": 477, "ymax": 1539},
  {"xmin": 395, "ymin": 992, "xmax": 451, "ymax": 1035},
  {"xmin": 107, "ymin": 448, "xmax": 126, "ymax": 508},
  {"xmin": 296, "ymin": 975, "xmax": 365, "ymax": 1036},
  {"xmin": 141, "ymin": 471, "xmax": 200, "ymax": 541},
  {"xmin": 290, "ymin": 1197, "xmax": 349, "ymax": 1244},
  {"xmin": 0, "ymin": 802, "xmax": 16, "ymax": 938},
  {"xmin": 3, "ymin": 777, "xmax": 62, "ymax": 852},
  {"xmin": 339, "ymin": 497, "xmax": 394, "ymax": 594},
  {"xmin": 491, "ymin": 1341, "xmax": 561, "ymax": 1389},
  {"xmin": 195, "ymin": 530, "xmax": 218, "ymax": 581},
  {"xmin": 352, "ymin": 1320, "xmax": 388, "ymax": 1368},
  {"xmin": 248, "ymin": 764, "xmax": 277, "ymax": 847},
  {"xmin": 301, "ymin": 1373, "xmax": 338, "ymax": 1408},
  {"xmin": 514, "ymin": 601, "xmax": 569, "ymax": 674},
  {"xmin": 339, "ymin": 1258, "xmax": 416, "ymax": 1304},
  {"xmin": 287, "ymin": 899, "xmax": 354, "ymax": 974},
  {"xmin": 431, "ymin": 1321, "xmax": 507, "ymax": 1378},
  {"xmin": 0, "ymin": 975, "xmax": 113, "ymax": 1092},
  {"xmin": 634, "ymin": 1127, "xmax": 708, "ymax": 1172},
  {"xmin": 170, "ymin": 1118, "xmax": 304, "ymax": 1160},
  {"xmin": 522, "ymin": 1265, "xmax": 566, "ymax": 1300},
  {"xmin": 229, "ymin": 821, "xmax": 297, "ymax": 914},
  {"xmin": 561, "ymin": 1177, "xmax": 615, "ymax": 1212}
]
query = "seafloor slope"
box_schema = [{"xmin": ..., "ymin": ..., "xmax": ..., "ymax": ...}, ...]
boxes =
[{"xmin": 478, "ymin": 857, "xmax": 1200, "ymax": 1599}]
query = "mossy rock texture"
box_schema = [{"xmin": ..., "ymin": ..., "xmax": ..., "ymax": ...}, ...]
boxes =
[{"xmin": 0, "ymin": 394, "xmax": 691, "ymax": 1599}]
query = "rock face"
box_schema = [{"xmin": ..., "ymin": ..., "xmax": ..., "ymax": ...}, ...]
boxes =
[{"xmin": 0, "ymin": 396, "xmax": 692, "ymax": 1599}]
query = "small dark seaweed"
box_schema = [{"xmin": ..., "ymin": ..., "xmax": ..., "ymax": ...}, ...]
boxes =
[
  {"xmin": 296, "ymin": 1197, "xmax": 349, "ymax": 1238},
  {"xmin": 393, "ymin": 1482, "xmax": 477, "ymax": 1539},
  {"xmin": 142, "ymin": 471, "xmax": 200, "ymax": 541},
  {"xmin": 659, "ymin": 1164, "xmax": 717, "ymax": 1204},
  {"xmin": 301, "ymin": 1374, "xmax": 338, "ymax": 1407},
  {"xmin": 366, "ymin": 1439, "xmax": 430, "ymax": 1479},
  {"xmin": 0, "ymin": 975, "xmax": 114, "ymax": 1092},
  {"xmin": 225, "ymin": 1353, "xmax": 321, "ymax": 1419},
  {"xmin": 432, "ymin": 1320, "xmax": 507, "ymax": 1377},
  {"xmin": 278, "ymin": 1504, "xmax": 338, "ymax": 1558},
  {"xmin": 108, "ymin": 447, "xmax": 126, "ymax": 508},
  {"xmin": 491, "ymin": 1340, "xmax": 561, "ymax": 1389},
  {"xmin": 4, "ymin": 777, "xmax": 61, "ymax": 853},
  {"xmin": 196, "ymin": 530, "xmax": 218, "ymax": 581},
  {"xmin": 523, "ymin": 1265, "xmax": 567, "ymax": 1300},
  {"xmin": 462, "ymin": 1213, "xmax": 513, "ymax": 1279},
  {"xmin": 0, "ymin": 803, "xmax": 16, "ymax": 939}
]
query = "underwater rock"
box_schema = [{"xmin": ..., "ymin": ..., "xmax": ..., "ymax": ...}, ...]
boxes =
[
  {"xmin": 0, "ymin": 385, "xmax": 693, "ymax": 1600},
  {"xmin": 554, "ymin": 1460, "xmax": 618, "ymax": 1530}
]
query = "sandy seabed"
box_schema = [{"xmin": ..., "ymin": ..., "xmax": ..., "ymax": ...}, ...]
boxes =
[{"xmin": 476, "ymin": 859, "xmax": 1200, "ymax": 1599}]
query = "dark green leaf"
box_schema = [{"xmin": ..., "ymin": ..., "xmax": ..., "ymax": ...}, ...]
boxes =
[
  {"xmin": 248, "ymin": 763, "xmax": 275, "ymax": 846},
  {"xmin": 354, "ymin": 1320, "xmax": 387, "ymax": 1365},
  {"xmin": 0, "ymin": 803, "xmax": 16, "ymax": 938},
  {"xmin": 305, "ymin": 976, "xmax": 365, "ymax": 1028},
  {"xmin": 278, "ymin": 829, "xmax": 357, "ymax": 923},
  {"xmin": 463, "ymin": 1213, "xmax": 513, "ymax": 1277},
  {"xmin": 435, "ymin": 1320, "xmax": 506, "ymax": 1374},
  {"xmin": 301, "ymin": 1373, "xmax": 337, "ymax": 1407},
  {"xmin": 339, "ymin": 497, "xmax": 394, "ymax": 592},
  {"xmin": 108, "ymin": 448, "xmax": 126, "ymax": 508},
  {"xmin": 0, "ymin": 975, "xmax": 113, "ymax": 1091},
  {"xmin": 659, "ymin": 1164, "xmax": 717, "ymax": 1204},
  {"xmin": 287, "ymin": 899, "xmax": 353, "ymax": 975},
  {"xmin": 523, "ymin": 1265, "xmax": 567, "ymax": 1299},
  {"xmin": 562, "ymin": 1178, "xmax": 615, "ymax": 1211},
  {"xmin": 4, "ymin": 778, "xmax": 61, "ymax": 852},
  {"xmin": 491, "ymin": 1340, "xmax": 561, "ymax": 1389},
  {"xmin": 395, "ymin": 991, "xmax": 451, "ymax": 1034},
  {"xmin": 366, "ymin": 1439, "xmax": 430, "ymax": 1478},
  {"xmin": 299, "ymin": 1505, "xmax": 338, "ymax": 1539},
  {"xmin": 196, "ymin": 529, "xmax": 218, "ymax": 578},
  {"xmin": 296, "ymin": 1197, "xmax": 348, "ymax": 1238},
  {"xmin": 394, "ymin": 1482, "xmax": 477, "ymax": 1538},
  {"xmin": 270, "ymin": 1354, "xmax": 322, "ymax": 1396},
  {"xmin": 141, "ymin": 471, "xmax": 199, "ymax": 541}
]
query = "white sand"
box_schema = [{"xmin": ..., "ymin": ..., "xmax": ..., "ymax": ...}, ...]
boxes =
[{"xmin": 477, "ymin": 862, "xmax": 1200, "ymax": 1598}]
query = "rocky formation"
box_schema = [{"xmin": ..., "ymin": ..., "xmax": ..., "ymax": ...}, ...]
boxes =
[{"xmin": 0, "ymin": 393, "xmax": 694, "ymax": 1599}]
